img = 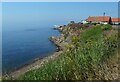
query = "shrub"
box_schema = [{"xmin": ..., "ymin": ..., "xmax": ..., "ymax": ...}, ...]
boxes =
[
  {"xmin": 101, "ymin": 24, "xmax": 112, "ymax": 30},
  {"xmin": 92, "ymin": 22, "xmax": 97, "ymax": 25}
]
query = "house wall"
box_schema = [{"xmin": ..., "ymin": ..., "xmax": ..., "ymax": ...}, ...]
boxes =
[
  {"xmin": 112, "ymin": 22, "xmax": 120, "ymax": 25},
  {"xmin": 90, "ymin": 21, "xmax": 109, "ymax": 24},
  {"xmin": 81, "ymin": 21, "xmax": 88, "ymax": 24}
]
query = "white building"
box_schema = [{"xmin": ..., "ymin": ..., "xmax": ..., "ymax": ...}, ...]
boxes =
[{"xmin": 81, "ymin": 20, "xmax": 88, "ymax": 24}]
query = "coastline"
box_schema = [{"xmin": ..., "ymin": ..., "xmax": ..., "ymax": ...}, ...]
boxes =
[
  {"xmin": 5, "ymin": 23, "xmax": 119, "ymax": 80},
  {"xmin": 8, "ymin": 26, "xmax": 64, "ymax": 79},
  {"xmin": 10, "ymin": 51, "xmax": 63, "ymax": 79}
]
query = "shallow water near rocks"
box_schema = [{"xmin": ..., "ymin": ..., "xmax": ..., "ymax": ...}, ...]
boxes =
[{"xmin": 2, "ymin": 27, "xmax": 60, "ymax": 73}]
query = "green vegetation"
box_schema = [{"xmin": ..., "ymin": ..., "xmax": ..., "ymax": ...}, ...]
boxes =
[
  {"xmin": 101, "ymin": 24, "xmax": 112, "ymax": 30},
  {"xmin": 19, "ymin": 24, "xmax": 118, "ymax": 80},
  {"xmin": 92, "ymin": 22, "xmax": 97, "ymax": 25}
]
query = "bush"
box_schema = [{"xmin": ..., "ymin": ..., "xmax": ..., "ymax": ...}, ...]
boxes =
[
  {"xmin": 92, "ymin": 22, "xmax": 97, "ymax": 25},
  {"xmin": 101, "ymin": 24, "xmax": 112, "ymax": 30}
]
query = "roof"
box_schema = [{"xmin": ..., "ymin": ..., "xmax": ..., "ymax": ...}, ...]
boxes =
[
  {"xmin": 111, "ymin": 18, "xmax": 120, "ymax": 22},
  {"xmin": 86, "ymin": 16, "xmax": 111, "ymax": 22}
]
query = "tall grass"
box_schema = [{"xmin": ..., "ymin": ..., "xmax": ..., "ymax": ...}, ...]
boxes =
[{"xmin": 20, "ymin": 25, "xmax": 118, "ymax": 80}]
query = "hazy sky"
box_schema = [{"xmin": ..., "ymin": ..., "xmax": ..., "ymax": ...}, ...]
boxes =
[
  {"xmin": 1, "ymin": 0, "xmax": 120, "ymax": 2},
  {"xmin": 2, "ymin": 2, "xmax": 118, "ymax": 31}
]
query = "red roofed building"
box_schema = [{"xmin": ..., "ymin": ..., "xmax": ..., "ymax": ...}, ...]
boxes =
[
  {"xmin": 86, "ymin": 16, "xmax": 111, "ymax": 24},
  {"xmin": 111, "ymin": 18, "xmax": 120, "ymax": 25}
]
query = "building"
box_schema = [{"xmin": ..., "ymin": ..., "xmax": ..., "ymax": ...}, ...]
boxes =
[
  {"xmin": 81, "ymin": 20, "xmax": 88, "ymax": 24},
  {"xmin": 111, "ymin": 18, "xmax": 120, "ymax": 25},
  {"xmin": 86, "ymin": 16, "xmax": 111, "ymax": 24}
]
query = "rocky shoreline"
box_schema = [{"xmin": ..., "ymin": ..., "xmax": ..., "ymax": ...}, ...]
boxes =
[
  {"xmin": 4, "ymin": 23, "xmax": 119, "ymax": 80},
  {"xmin": 50, "ymin": 26, "xmax": 66, "ymax": 51},
  {"xmin": 5, "ymin": 26, "xmax": 65, "ymax": 79},
  {"xmin": 9, "ymin": 51, "xmax": 63, "ymax": 79}
]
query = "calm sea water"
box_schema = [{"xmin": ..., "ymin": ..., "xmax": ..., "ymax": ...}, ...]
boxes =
[{"xmin": 2, "ymin": 27, "xmax": 60, "ymax": 73}]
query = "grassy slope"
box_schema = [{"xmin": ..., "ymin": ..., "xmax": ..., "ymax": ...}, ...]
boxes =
[{"xmin": 19, "ymin": 24, "xmax": 118, "ymax": 80}]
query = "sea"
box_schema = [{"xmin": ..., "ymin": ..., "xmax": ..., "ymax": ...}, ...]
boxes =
[{"xmin": 2, "ymin": 26, "xmax": 61, "ymax": 73}]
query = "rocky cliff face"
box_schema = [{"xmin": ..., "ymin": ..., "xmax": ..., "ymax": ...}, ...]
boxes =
[{"xmin": 50, "ymin": 23, "xmax": 93, "ymax": 51}]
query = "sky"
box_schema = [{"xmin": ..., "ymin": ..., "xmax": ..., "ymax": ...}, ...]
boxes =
[
  {"xmin": 2, "ymin": 2, "xmax": 118, "ymax": 31},
  {"xmin": 1, "ymin": 0, "xmax": 120, "ymax": 2}
]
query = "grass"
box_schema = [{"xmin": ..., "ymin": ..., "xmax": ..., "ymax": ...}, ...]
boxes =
[{"xmin": 18, "ymin": 24, "xmax": 118, "ymax": 80}]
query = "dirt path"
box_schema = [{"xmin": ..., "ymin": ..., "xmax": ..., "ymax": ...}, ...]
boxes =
[{"xmin": 10, "ymin": 51, "xmax": 62, "ymax": 79}]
